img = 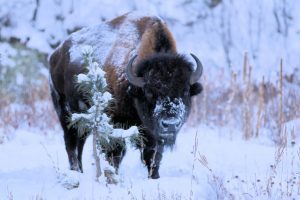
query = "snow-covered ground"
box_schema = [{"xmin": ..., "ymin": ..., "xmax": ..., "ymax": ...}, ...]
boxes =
[{"xmin": 1, "ymin": 122, "xmax": 300, "ymax": 199}]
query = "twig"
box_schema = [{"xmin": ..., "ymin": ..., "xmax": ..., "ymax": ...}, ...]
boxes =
[
  {"xmin": 40, "ymin": 142, "xmax": 60, "ymax": 176},
  {"xmin": 93, "ymin": 131, "xmax": 102, "ymax": 181},
  {"xmin": 189, "ymin": 131, "xmax": 198, "ymax": 200}
]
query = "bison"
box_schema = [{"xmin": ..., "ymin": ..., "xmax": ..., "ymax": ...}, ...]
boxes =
[{"xmin": 49, "ymin": 12, "xmax": 203, "ymax": 179}]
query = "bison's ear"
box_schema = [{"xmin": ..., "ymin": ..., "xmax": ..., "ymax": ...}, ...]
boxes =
[{"xmin": 190, "ymin": 82, "xmax": 203, "ymax": 96}]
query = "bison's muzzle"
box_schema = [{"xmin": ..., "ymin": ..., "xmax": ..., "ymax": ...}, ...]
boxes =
[{"xmin": 155, "ymin": 97, "xmax": 186, "ymax": 145}]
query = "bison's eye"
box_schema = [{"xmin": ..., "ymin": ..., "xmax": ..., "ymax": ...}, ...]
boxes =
[
  {"xmin": 146, "ymin": 92, "xmax": 154, "ymax": 100},
  {"xmin": 144, "ymin": 88, "xmax": 155, "ymax": 101}
]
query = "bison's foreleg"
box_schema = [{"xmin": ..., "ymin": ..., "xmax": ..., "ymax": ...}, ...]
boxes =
[
  {"xmin": 142, "ymin": 145, "xmax": 163, "ymax": 179},
  {"xmin": 77, "ymin": 136, "xmax": 86, "ymax": 172}
]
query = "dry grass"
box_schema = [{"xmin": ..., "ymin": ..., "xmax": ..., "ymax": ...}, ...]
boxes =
[
  {"xmin": 0, "ymin": 77, "xmax": 59, "ymax": 132},
  {"xmin": 198, "ymin": 153, "xmax": 234, "ymax": 200},
  {"xmin": 196, "ymin": 127, "xmax": 300, "ymax": 199},
  {"xmin": 190, "ymin": 54, "xmax": 300, "ymax": 143},
  {"xmin": 0, "ymin": 43, "xmax": 59, "ymax": 142}
]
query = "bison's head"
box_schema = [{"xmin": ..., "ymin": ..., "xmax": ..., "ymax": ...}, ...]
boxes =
[{"xmin": 127, "ymin": 53, "xmax": 203, "ymax": 145}]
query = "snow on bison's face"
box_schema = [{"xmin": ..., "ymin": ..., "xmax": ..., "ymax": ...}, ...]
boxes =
[{"xmin": 127, "ymin": 53, "xmax": 203, "ymax": 145}]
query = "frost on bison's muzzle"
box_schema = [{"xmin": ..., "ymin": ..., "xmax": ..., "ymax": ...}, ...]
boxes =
[{"xmin": 154, "ymin": 98, "xmax": 186, "ymax": 145}]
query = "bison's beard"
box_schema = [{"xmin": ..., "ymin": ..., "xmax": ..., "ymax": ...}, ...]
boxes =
[{"xmin": 156, "ymin": 130, "xmax": 179, "ymax": 150}]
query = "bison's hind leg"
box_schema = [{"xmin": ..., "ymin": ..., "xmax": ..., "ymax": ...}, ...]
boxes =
[
  {"xmin": 50, "ymin": 81, "xmax": 85, "ymax": 172},
  {"xmin": 63, "ymin": 127, "xmax": 82, "ymax": 172}
]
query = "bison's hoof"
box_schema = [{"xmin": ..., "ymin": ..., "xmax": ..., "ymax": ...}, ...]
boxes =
[
  {"xmin": 104, "ymin": 169, "xmax": 118, "ymax": 184},
  {"xmin": 70, "ymin": 164, "xmax": 82, "ymax": 173},
  {"xmin": 149, "ymin": 173, "xmax": 160, "ymax": 179}
]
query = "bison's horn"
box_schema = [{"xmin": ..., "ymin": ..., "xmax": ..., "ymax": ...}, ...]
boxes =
[
  {"xmin": 190, "ymin": 53, "xmax": 203, "ymax": 84},
  {"xmin": 126, "ymin": 55, "xmax": 145, "ymax": 87}
]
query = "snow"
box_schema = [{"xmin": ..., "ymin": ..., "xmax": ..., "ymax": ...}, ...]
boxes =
[
  {"xmin": 69, "ymin": 25, "xmax": 116, "ymax": 64},
  {"xmin": 0, "ymin": 42, "xmax": 17, "ymax": 67},
  {"xmin": 76, "ymin": 73, "xmax": 90, "ymax": 83},
  {"xmin": 154, "ymin": 98, "xmax": 186, "ymax": 124},
  {"xmin": 1, "ymin": 123, "xmax": 300, "ymax": 199},
  {"xmin": 112, "ymin": 126, "xmax": 139, "ymax": 138},
  {"xmin": 102, "ymin": 92, "xmax": 112, "ymax": 102}
]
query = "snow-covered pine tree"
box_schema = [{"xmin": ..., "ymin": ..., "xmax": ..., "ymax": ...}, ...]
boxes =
[{"xmin": 69, "ymin": 45, "xmax": 139, "ymax": 183}]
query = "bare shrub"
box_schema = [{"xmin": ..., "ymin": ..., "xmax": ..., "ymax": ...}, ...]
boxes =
[{"xmin": 198, "ymin": 153, "xmax": 234, "ymax": 200}]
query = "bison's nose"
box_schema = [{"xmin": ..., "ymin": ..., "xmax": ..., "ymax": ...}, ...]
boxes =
[{"xmin": 160, "ymin": 119, "xmax": 181, "ymax": 132}]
